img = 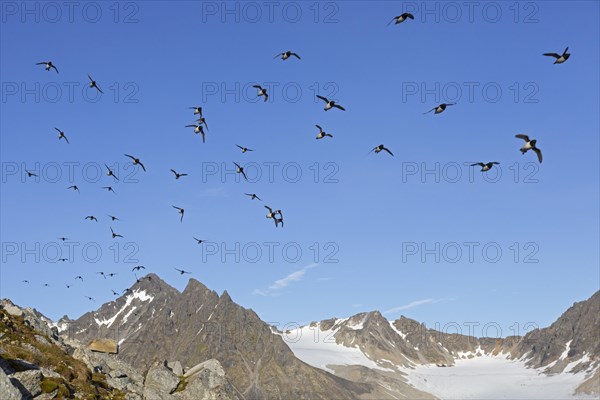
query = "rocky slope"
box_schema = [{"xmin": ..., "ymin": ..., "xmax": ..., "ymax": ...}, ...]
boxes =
[{"xmin": 0, "ymin": 299, "xmax": 249, "ymax": 399}]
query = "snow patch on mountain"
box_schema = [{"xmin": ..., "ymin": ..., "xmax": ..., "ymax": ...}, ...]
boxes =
[
  {"xmin": 286, "ymin": 321, "xmax": 394, "ymax": 374},
  {"xmin": 94, "ymin": 289, "xmax": 154, "ymax": 328},
  {"xmin": 401, "ymin": 354, "xmax": 595, "ymax": 399}
]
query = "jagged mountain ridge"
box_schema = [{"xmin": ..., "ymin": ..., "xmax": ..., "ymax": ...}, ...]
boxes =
[
  {"xmin": 43, "ymin": 275, "xmax": 600, "ymax": 398},
  {"xmin": 63, "ymin": 274, "xmax": 382, "ymax": 400}
]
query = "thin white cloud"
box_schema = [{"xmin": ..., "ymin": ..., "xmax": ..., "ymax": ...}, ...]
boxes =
[
  {"xmin": 383, "ymin": 298, "xmax": 443, "ymax": 315},
  {"xmin": 253, "ymin": 263, "xmax": 319, "ymax": 296}
]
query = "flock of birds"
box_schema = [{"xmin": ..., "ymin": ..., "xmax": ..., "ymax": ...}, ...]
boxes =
[{"xmin": 17, "ymin": 14, "xmax": 571, "ymax": 302}]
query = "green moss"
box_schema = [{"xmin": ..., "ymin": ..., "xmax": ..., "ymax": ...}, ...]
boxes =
[
  {"xmin": 40, "ymin": 378, "xmax": 59, "ymax": 393},
  {"xmin": 174, "ymin": 376, "xmax": 188, "ymax": 393}
]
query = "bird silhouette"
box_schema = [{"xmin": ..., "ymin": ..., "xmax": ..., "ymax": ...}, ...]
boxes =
[
  {"xmin": 36, "ymin": 61, "xmax": 59, "ymax": 73},
  {"xmin": 543, "ymin": 47, "xmax": 570, "ymax": 64},
  {"xmin": 172, "ymin": 205, "xmax": 185, "ymax": 222},
  {"xmin": 233, "ymin": 162, "xmax": 248, "ymax": 181},
  {"xmin": 171, "ymin": 169, "xmax": 188, "ymax": 179},
  {"xmin": 88, "ymin": 74, "xmax": 103, "ymax": 93},
  {"xmin": 124, "ymin": 154, "xmax": 146, "ymax": 171},
  {"xmin": 515, "ymin": 134, "xmax": 543, "ymax": 163},
  {"xmin": 316, "ymin": 95, "xmax": 345, "ymax": 111},
  {"xmin": 423, "ymin": 103, "xmax": 455, "ymax": 115},
  {"xmin": 388, "ymin": 13, "xmax": 414, "ymax": 25},
  {"xmin": 175, "ymin": 268, "xmax": 192, "ymax": 275},
  {"xmin": 274, "ymin": 51, "xmax": 301, "ymax": 60},
  {"xmin": 253, "ymin": 85, "xmax": 269, "ymax": 102},
  {"xmin": 369, "ymin": 144, "xmax": 394, "ymax": 156}
]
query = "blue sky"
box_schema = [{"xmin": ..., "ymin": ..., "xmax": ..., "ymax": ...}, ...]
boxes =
[{"xmin": 1, "ymin": 1, "xmax": 599, "ymax": 338}]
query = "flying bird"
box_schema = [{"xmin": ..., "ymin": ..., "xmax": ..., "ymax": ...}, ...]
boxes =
[
  {"xmin": 102, "ymin": 186, "xmax": 116, "ymax": 194},
  {"xmin": 233, "ymin": 162, "xmax": 248, "ymax": 181},
  {"xmin": 26, "ymin": 170, "xmax": 38, "ymax": 177},
  {"xmin": 124, "ymin": 154, "xmax": 146, "ymax": 171},
  {"xmin": 236, "ymin": 145, "xmax": 254, "ymax": 153},
  {"xmin": 110, "ymin": 227, "xmax": 123, "ymax": 238},
  {"xmin": 104, "ymin": 164, "xmax": 119, "ymax": 181},
  {"xmin": 170, "ymin": 169, "xmax": 188, "ymax": 180},
  {"xmin": 193, "ymin": 237, "xmax": 205, "ymax": 244},
  {"xmin": 96, "ymin": 272, "xmax": 106, "ymax": 279},
  {"xmin": 36, "ymin": 61, "xmax": 59, "ymax": 73},
  {"xmin": 189, "ymin": 106, "xmax": 202, "ymax": 116},
  {"xmin": 196, "ymin": 116, "xmax": 209, "ymax": 131},
  {"xmin": 66, "ymin": 284, "xmax": 72, "ymax": 289},
  {"xmin": 85, "ymin": 215, "xmax": 98, "ymax": 222},
  {"xmin": 423, "ymin": 103, "xmax": 455, "ymax": 115},
  {"xmin": 22, "ymin": 280, "xmax": 29, "ymax": 284},
  {"xmin": 315, "ymin": 125, "xmax": 333, "ymax": 139},
  {"xmin": 106, "ymin": 272, "xmax": 118, "ymax": 278},
  {"xmin": 58, "ymin": 237, "xmax": 69, "ymax": 241},
  {"xmin": 370, "ymin": 144, "xmax": 394, "ymax": 156},
  {"xmin": 543, "ymin": 47, "xmax": 570, "ymax": 64},
  {"xmin": 274, "ymin": 217, "xmax": 284, "ymax": 228},
  {"xmin": 388, "ymin": 13, "xmax": 414, "ymax": 25},
  {"xmin": 108, "ymin": 215, "xmax": 119, "ymax": 221},
  {"xmin": 111, "ymin": 290, "xmax": 119, "ymax": 296},
  {"xmin": 174, "ymin": 268, "xmax": 192, "ymax": 275},
  {"xmin": 88, "ymin": 74, "xmax": 103, "ymax": 93},
  {"xmin": 43, "ymin": 283, "xmax": 50, "ymax": 287},
  {"xmin": 54, "ymin": 128, "xmax": 70, "ymax": 144},
  {"xmin": 245, "ymin": 193, "xmax": 261, "ymax": 201},
  {"xmin": 85, "ymin": 296, "xmax": 95, "ymax": 301},
  {"xmin": 67, "ymin": 185, "xmax": 80, "ymax": 192},
  {"xmin": 58, "ymin": 258, "xmax": 68, "ymax": 262},
  {"xmin": 471, "ymin": 162, "xmax": 500, "ymax": 172},
  {"xmin": 75, "ymin": 276, "xmax": 83, "ymax": 281},
  {"xmin": 316, "ymin": 95, "xmax": 345, "ymax": 111},
  {"xmin": 132, "ymin": 265, "xmax": 145, "ymax": 271},
  {"xmin": 515, "ymin": 134, "xmax": 543, "ymax": 163},
  {"xmin": 253, "ymin": 85, "xmax": 269, "ymax": 102},
  {"xmin": 172, "ymin": 205, "xmax": 185, "ymax": 222},
  {"xmin": 265, "ymin": 206, "xmax": 283, "ymax": 221},
  {"xmin": 185, "ymin": 124, "xmax": 206, "ymax": 143},
  {"xmin": 274, "ymin": 51, "xmax": 301, "ymax": 60}
]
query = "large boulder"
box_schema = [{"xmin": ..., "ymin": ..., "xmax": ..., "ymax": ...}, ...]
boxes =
[
  {"xmin": 0, "ymin": 367, "xmax": 23, "ymax": 400},
  {"xmin": 143, "ymin": 362, "xmax": 180, "ymax": 399},
  {"xmin": 88, "ymin": 338, "xmax": 118, "ymax": 354},
  {"xmin": 11, "ymin": 369, "xmax": 43, "ymax": 397},
  {"xmin": 176, "ymin": 359, "xmax": 243, "ymax": 400}
]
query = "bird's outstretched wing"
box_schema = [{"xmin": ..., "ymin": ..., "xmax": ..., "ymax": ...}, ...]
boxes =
[
  {"xmin": 515, "ymin": 134, "xmax": 530, "ymax": 142},
  {"xmin": 533, "ymin": 148, "xmax": 543, "ymax": 163}
]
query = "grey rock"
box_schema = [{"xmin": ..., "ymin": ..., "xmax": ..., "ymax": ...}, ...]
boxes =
[
  {"xmin": 144, "ymin": 362, "xmax": 180, "ymax": 394},
  {"xmin": 0, "ymin": 367, "xmax": 25, "ymax": 400},
  {"xmin": 176, "ymin": 359, "xmax": 244, "ymax": 400},
  {"xmin": 11, "ymin": 369, "xmax": 42, "ymax": 397},
  {"xmin": 167, "ymin": 361, "xmax": 183, "ymax": 377}
]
